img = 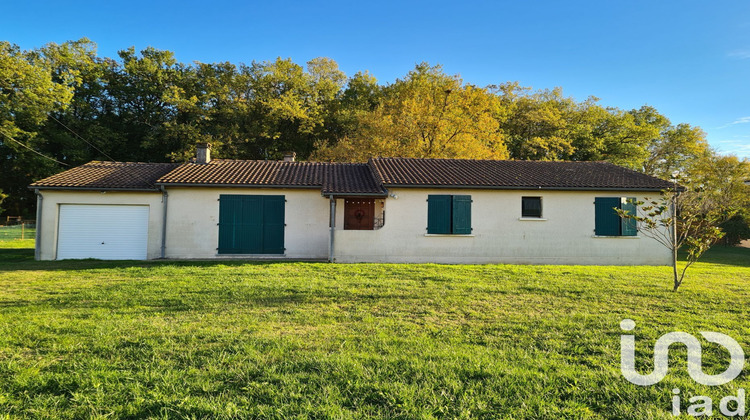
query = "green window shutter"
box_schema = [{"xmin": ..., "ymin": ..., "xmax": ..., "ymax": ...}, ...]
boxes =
[
  {"xmin": 218, "ymin": 195, "xmax": 240, "ymax": 253},
  {"xmin": 236, "ymin": 196, "xmax": 263, "ymax": 253},
  {"xmin": 262, "ymin": 196, "xmax": 286, "ymax": 254},
  {"xmin": 452, "ymin": 195, "xmax": 472, "ymax": 234},
  {"xmin": 594, "ymin": 197, "xmax": 621, "ymax": 236},
  {"xmin": 620, "ymin": 197, "xmax": 638, "ymax": 236},
  {"xmin": 427, "ymin": 195, "xmax": 452, "ymax": 234},
  {"xmin": 218, "ymin": 195, "xmax": 284, "ymax": 254}
]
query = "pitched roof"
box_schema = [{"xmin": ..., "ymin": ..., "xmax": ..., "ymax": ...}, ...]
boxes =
[
  {"xmin": 322, "ymin": 163, "xmax": 387, "ymax": 196},
  {"xmin": 30, "ymin": 157, "xmax": 676, "ymax": 194},
  {"xmin": 29, "ymin": 161, "xmax": 180, "ymax": 191},
  {"xmin": 368, "ymin": 157, "xmax": 676, "ymax": 191},
  {"xmin": 156, "ymin": 160, "xmax": 328, "ymax": 187},
  {"xmin": 156, "ymin": 159, "xmax": 387, "ymax": 196}
]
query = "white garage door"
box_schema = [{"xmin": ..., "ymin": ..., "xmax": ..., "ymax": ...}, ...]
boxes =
[{"xmin": 57, "ymin": 205, "xmax": 149, "ymax": 260}]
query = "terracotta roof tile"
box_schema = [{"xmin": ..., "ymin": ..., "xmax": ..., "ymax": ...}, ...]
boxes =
[
  {"xmin": 156, "ymin": 160, "xmax": 325, "ymax": 186},
  {"xmin": 30, "ymin": 161, "xmax": 180, "ymax": 190},
  {"xmin": 156, "ymin": 159, "xmax": 388, "ymax": 195},
  {"xmin": 30, "ymin": 157, "xmax": 676, "ymax": 194},
  {"xmin": 322, "ymin": 163, "xmax": 387, "ymax": 196},
  {"xmin": 368, "ymin": 157, "xmax": 675, "ymax": 191}
]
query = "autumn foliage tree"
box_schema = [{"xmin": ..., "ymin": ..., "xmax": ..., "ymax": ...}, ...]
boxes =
[
  {"xmin": 0, "ymin": 40, "xmax": 84, "ymax": 215},
  {"xmin": 0, "ymin": 39, "xmax": 744, "ymax": 219},
  {"xmin": 312, "ymin": 64, "xmax": 508, "ymax": 161}
]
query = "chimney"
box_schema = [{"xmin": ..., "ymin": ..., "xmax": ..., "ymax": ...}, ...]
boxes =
[
  {"xmin": 282, "ymin": 152, "xmax": 296, "ymax": 162},
  {"xmin": 196, "ymin": 143, "xmax": 211, "ymax": 164}
]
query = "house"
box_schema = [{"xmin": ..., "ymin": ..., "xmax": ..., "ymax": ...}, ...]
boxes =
[{"xmin": 29, "ymin": 144, "xmax": 676, "ymax": 264}]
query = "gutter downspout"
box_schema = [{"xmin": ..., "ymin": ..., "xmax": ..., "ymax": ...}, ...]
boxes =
[
  {"xmin": 160, "ymin": 186, "xmax": 168, "ymax": 259},
  {"xmin": 329, "ymin": 195, "xmax": 336, "ymax": 263},
  {"xmin": 34, "ymin": 189, "xmax": 42, "ymax": 261}
]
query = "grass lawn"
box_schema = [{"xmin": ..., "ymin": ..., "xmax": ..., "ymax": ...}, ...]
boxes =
[{"xmin": 0, "ymin": 241, "xmax": 748, "ymax": 419}]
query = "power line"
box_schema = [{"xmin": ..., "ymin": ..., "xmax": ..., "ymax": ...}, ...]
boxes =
[
  {"xmin": 46, "ymin": 115, "xmax": 159, "ymax": 189},
  {"xmin": 47, "ymin": 114, "xmax": 118, "ymax": 163},
  {"xmin": 0, "ymin": 129, "xmax": 70, "ymax": 167}
]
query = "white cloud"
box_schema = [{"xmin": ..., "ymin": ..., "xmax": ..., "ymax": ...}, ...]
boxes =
[
  {"xmin": 728, "ymin": 50, "xmax": 750, "ymax": 59},
  {"xmin": 713, "ymin": 140, "xmax": 750, "ymax": 158},
  {"xmin": 723, "ymin": 145, "xmax": 750, "ymax": 157},
  {"xmin": 717, "ymin": 117, "xmax": 750, "ymax": 129}
]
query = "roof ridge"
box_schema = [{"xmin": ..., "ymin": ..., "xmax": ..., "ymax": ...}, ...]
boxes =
[
  {"xmin": 372, "ymin": 157, "xmax": 625, "ymax": 164},
  {"xmin": 84, "ymin": 160, "xmax": 179, "ymax": 165},
  {"xmin": 208, "ymin": 158, "xmax": 329, "ymax": 164},
  {"xmin": 367, "ymin": 158, "xmax": 385, "ymax": 186}
]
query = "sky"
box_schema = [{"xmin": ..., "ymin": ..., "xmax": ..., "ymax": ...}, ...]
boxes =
[{"xmin": 3, "ymin": 0, "xmax": 750, "ymax": 158}]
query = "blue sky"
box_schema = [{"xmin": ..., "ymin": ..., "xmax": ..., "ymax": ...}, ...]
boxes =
[{"xmin": 4, "ymin": 0, "xmax": 750, "ymax": 158}]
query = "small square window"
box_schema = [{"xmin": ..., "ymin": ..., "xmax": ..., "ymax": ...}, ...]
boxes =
[{"xmin": 521, "ymin": 197, "xmax": 542, "ymax": 218}]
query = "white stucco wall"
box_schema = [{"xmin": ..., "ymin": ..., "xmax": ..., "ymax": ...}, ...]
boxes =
[
  {"xmin": 36, "ymin": 187, "xmax": 671, "ymax": 265},
  {"xmin": 35, "ymin": 190, "xmax": 165, "ymax": 260},
  {"xmin": 164, "ymin": 187, "xmax": 330, "ymax": 259},
  {"xmin": 333, "ymin": 188, "xmax": 672, "ymax": 265}
]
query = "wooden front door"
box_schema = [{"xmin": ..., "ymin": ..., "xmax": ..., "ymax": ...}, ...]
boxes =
[{"xmin": 344, "ymin": 198, "xmax": 375, "ymax": 230}]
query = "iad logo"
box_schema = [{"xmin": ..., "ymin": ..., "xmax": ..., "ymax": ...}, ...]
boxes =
[
  {"xmin": 620, "ymin": 319, "xmax": 744, "ymax": 386},
  {"xmin": 620, "ymin": 319, "xmax": 746, "ymax": 417}
]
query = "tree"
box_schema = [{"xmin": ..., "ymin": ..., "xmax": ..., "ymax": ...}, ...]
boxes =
[
  {"xmin": 642, "ymin": 123, "xmax": 710, "ymax": 178},
  {"xmin": 0, "ymin": 38, "xmax": 739, "ymax": 220},
  {"xmin": 162, "ymin": 61, "xmax": 243, "ymax": 161},
  {"xmin": 106, "ymin": 46, "xmax": 192, "ymax": 161},
  {"xmin": 313, "ymin": 63, "xmax": 508, "ymax": 161},
  {"xmin": 0, "ymin": 189, "xmax": 7, "ymax": 215},
  {"xmin": 0, "ymin": 41, "xmax": 79, "ymax": 216},
  {"xmin": 496, "ymin": 85, "xmax": 575, "ymax": 161},
  {"xmin": 34, "ymin": 39, "xmax": 118, "ymax": 165},
  {"xmin": 686, "ymin": 154, "xmax": 750, "ymax": 247},
  {"xmin": 495, "ymin": 85, "xmax": 674, "ymax": 168},
  {"xmin": 330, "ymin": 71, "xmax": 382, "ymax": 141},
  {"xmin": 684, "ymin": 154, "xmax": 750, "ymax": 212},
  {"xmin": 230, "ymin": 57, "xmax": 347, "ymax": 160},
  {"xmin": 719, "ymin": 210, "xmax": 750, "ymax": 246},
  {"xmin": 0, "ymin": 42, "xmax": 74, "ymax": 137},
  {"xmin": 617, "ymin": 174, "xmax": 728, "ymax": 291}
]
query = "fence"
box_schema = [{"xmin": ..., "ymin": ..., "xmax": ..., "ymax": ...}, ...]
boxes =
[{"xmin": 0, "ymin": 223, "xmax": 36, "ymax": 241}]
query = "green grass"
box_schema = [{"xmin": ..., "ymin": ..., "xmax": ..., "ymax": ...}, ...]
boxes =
[{"xmin": 0, "ymin": 241, "xmax": 748, "ymax": 419}]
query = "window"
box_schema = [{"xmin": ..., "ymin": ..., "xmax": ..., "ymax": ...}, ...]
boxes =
[
  {"xmin": 594, "ymin": 197, "xmax": 637, "ymax": 236},
  {"xmin": 427, "ymin": 195, "xmax": 472, "ymax": 234},
  {"xmin": 521, "ymin": 197, "xmax": 542, "ymax": 218}
]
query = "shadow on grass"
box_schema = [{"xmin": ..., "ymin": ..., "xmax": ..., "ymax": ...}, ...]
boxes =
[
  {"xmin": 0, "ymin": 247, "xmax": 298, "ymax": 272},
  {"xmin": 685, "ymin": 246, "xmax": 750, "ymax": 267},
  {"xmin": 3, "ymin": 244, "xmax": 748, "ymax": 272},
  {"xmin": 0, "ymin": 248, "xmax": 36, "ymax": 264},
  {"xmin": 0, "ymin": 291, "xmax": 313, "ymax": 313}
]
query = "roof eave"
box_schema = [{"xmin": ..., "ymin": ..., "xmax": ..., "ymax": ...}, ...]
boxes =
[
  {"xmin": 155, "ymin": 182, "xmax": 323, "ymax": 189},
  {"xmin": 28, "ymin": 186, "xmax": 160, "ymax": 192},
  {"xmin": 382, "ymin": 184, "xmax": 675, "ymax": 192},
  {"xmin": 322, "ymin": 191, "xmax": 389, "ymax": 198}
]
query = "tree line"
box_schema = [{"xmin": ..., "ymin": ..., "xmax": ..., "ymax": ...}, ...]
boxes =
[{"xmin": 1, "ymin": 38, "xmax": 748, "ymax": 240}]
